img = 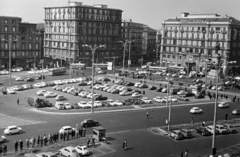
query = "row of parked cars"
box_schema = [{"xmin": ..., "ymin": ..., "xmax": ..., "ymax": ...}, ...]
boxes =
[
  {"xmin": 0, "ymin": 68, "xmax": 24, "ymax": 75},
  {"xmin": 169, "ymin": 124, "xmax": 238, "ymax": 140}
]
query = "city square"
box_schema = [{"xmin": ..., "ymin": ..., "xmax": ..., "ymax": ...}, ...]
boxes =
[{"xmin": 1, "ymin": 0, "xmax": 240, "ymax": 157}]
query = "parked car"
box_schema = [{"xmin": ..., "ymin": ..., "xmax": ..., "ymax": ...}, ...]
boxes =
[
  {"xmin": 25, "ymin": 77, "xmax": 34, "ymax": 82},
  {"xmin": 44, "ymin": 92, "xmax": 57, "ymax": 98},
  {"xmin": 218, "ymin": 102, "xmax": 229, "ymax": 108},
  {"xmin": 59, "ymin": 146, "xmax": 78, "ymax": 157},
  {"xmin": 153, "ymin": 96, "xmax": 166, "ymax": 103},
  {"xmin": 215, "ymin": 124, "xmax": 229, "ymax": 134},
  {"xmin": 205, "ymin": 125, "xmax": 219, "ymax": 135},
  {"xmin": 15, "ymin": 77, "xmax": 24, "ymax": 81},
  {"xmin": 148, "ymin": 86, "xmax": 157, "ymax": 90},
  {"xmin": 168, "ymin": 130, "xmax": 184, "ymax": 140},
  {"xmin": 81, "ymin": 119, "xmax": 99, "ymax": 127},
  {"xmin": 180, "ymin": 129, "xmax": 192, "ymax": 138},
  {"xmin": 4, "ymin": 125, "xmax": 22, "ymax": 135},
  {"xmin": 177, "ymin": 95, "xmax": 189, "ymax": 101},
  {"xmin": 132, "ymin": 92, "xmax": 142, "ymax": 98},
  {"xmin": 190, "ymin": 107, "xmax": 203, "ymax": 114},
  {"xmin": 232, "ymin": 109, "xmax": 240, "ymax": 115},
  {"xmin": 36, "ymin": 152, "xmax": 58, "ymax": 157},
  {"xmin": 95, "ymin": 96, "xmax": 108, "ymax": 101},
  {"xmin": 195, "ymin": 127, "xmax": 211, "ymax": 136},
  {"xmin": 141, "ymin": 97, "xmax": 153, "ymax": 104},
  {"xmin": 155, "ymin": 87, "xmax": 163, "ymax": 92},
  {"xmin": 56, "ymin": 95, "xmax": 67, "ymax": 101},
  {"xmin": 0, "ymin": 135, "xmax": 6, "ymax": 143},
  {"xmin": 75, "ymin": 145, "xmax": 90, "ymax": 156},
  {"xmin": 36, "ymin": 90, "xmax": 47, "ymax": 96},
  {"xmin": 223, "ymin": 124, "xmax": 237, "ymax": 133}
]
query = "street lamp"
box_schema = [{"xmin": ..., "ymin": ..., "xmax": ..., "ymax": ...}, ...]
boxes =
[
  {"xmin": 211, "ymin": 42, "xmax": 222, "ymax": 156},
  {"xmin": 118, "ymin": 40, "xmax": 130, "ymax": 72},
  {"xmin": 127, "ymin": 40, "xmax": 135, "ymax": 70},
  {"xmin": 2, "ymin": 38, "xmax": 17, "ymax": 87},
  {"xmin": 82, "ymin": 44, "xmax": 105, "ymax": 113},
  {"xmin": 167, "ymin": 81, "xmax": 173, "ymax": 132}
]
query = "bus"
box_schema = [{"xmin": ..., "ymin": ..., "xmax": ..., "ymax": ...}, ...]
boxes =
[
  {"xmin": 49, "ymin": 67, "xmax": 66, "ymax": 76},
  {"xmin": 70, "ymin": 63, "xmax": 86, "ymax": 70}
]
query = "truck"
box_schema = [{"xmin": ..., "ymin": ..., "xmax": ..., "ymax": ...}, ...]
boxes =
[{"xmin": 27, "ymin": 97, "xmax": 52, "ymax": 108}]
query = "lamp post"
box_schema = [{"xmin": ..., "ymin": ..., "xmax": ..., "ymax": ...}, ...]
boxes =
[
  {"xmin": 167, "ymin": 81, "xmax": 173, "ymax": 132},
  {"xmin": 2, "ymin": 38, "xmax": 17, "ymax": 87},
  {"xmin": 128, "ymin": 40, "xmax": 135, "ymax": 70},
  {"xmin": 82, "ymin": 44, "xmax": 105, "ymax": 113},
  {"xmin": 211, "ymin": 42, "xmax": 221, "ymax": 156},
  {"xmin": 118, "ymin": 40, "xmax": 130, "ymax": 72},
  {"xmin": 186, "ymin": 51, "xmax": 190, "ymax": 77},
  {"xmin": 41, "ymin": 59, "xmax": 44, "ymax": 82}
]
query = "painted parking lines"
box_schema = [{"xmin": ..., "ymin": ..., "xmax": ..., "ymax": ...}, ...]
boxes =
[
  {"xmin": 0, "ymin": 113, "xmax": 47, "ymax": 129},
  {"xmin": 202, "ymin": 143, "xmax": 240, "ymax": 156},
  {"xmin": 89, "ymin": 144, "xmax": 116, "ymax": 157}
]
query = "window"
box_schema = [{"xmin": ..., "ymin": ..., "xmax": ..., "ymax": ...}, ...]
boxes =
[
  {"xmin": 12, "ymin": 20, "xmax": 16, "ymax": 24},
  {"xmin": 12, "ymin": 26, "xmax": 16, "ymax": 32},
  {"xmin": 29, "ymin": 43, "xmax": 32, "ymax": 49},
  {"xmin": 4, "ymin": 43, "xmax": 8, "ymax": 49},
  {"xmin": 167, "ymin": 55, "xmax": 171, "ymax": 58},
  {"xmin": 4, "ymin": 19, "xmax": 8, "ymax": 24},
  {"xmin": 22, "ymin": 36, "xmax": 25, "ymax": 40},
  {"xmin": 4, "ymin": 26, "xmax": 8, "ymax": 32},
  {"xmin": 22, "ymin": 43, "xmax": 25, "ymax": 49},
  {"xmin": 36, "ymin": 43, "xmax": 39, "ymax": 49},
  {"xmin": 29, "ymin": 36, "xmax": 32, "ymax": 40},
  {"xmin": 36, "ymin": 36, "xmax": 39, "ymax": 41}
]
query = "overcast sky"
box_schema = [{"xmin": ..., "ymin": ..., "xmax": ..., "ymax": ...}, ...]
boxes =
[{"xmin": 1, "ymin": 0, "xmax": 240, "ymax": 29}]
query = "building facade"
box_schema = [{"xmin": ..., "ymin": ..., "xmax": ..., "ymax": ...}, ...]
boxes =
[
  {"xmin": 121, "ymin": 20, "xmax": 157, "ymax": 65},
  {"xmin": 160, "ymin": 13, "xmax": 240, "ymax": 74},
  {"xmin": 44, "ymin": 2, "xmax": 123, "ymax": 66},
  {"xmin": 0, "ymin": 16, "xmax": 43, "ymax": 69}
]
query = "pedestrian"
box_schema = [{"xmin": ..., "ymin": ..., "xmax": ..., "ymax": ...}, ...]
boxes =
[
  {"xmin": 76, "ymin": 129, "xmax": 79, "ymax": 138},
  {"xmin": 122, "ymin": 141, "xmax": 125, "ymax": 150},
  {"xmin": 87, "ymin": 137, "xmax": 91, "ymax": 147},
  {"xmin": 184, "ymin": 149, "xmax": 188, "ymax": 157},
  {"xmin": 143, "ymin": 90, "xmax": 145, "ymax": 95},
  {"xmin": 3, "ymin": 144, "xmax": 7, "ymax": 155},
  {"xmin": 63, "ymin": 132, "xmax": 66, "ymax": 141},
  {"xmin": 56, "ymin": 132, "xmax": 59, "ymax": 142},
  {"xmin": 202, "ymin": 121, "xmax": 206, "ymax": 127},
  {"xmin": 19, "ymin": 140, "xmax": 23, "ymax": 151},
  {"xmin": 146, "ymin": 112, "xmax": 149, "ymax": 119},
  {"xmin": 92, "ymin": 137, "xmax": 95, "ymax": 146},
  {"xmin": 191, "ymin": 117, "xmax": 194, "ymax": 125},
  {"xmin": 17, "ymin": 98, "xmax": 19, "ymax": 105},
  {"xmin": 123, "ymin": 139, "xmax": 127, "ymax": 150},
  {"xmin": 40, "ymin": 137, "xmax": 43, "ymax": 147},
  {"xmin": 226, "ymin": 95, "xmax": 228, "ymax": 100},
  {"xmin": 82, "ymin": 127, "xmax": 86, "ymax": 137},
  {"xmin": 14, "ymin": 140, "xmax": 19, "ymax": 152},
  {"xmin": 79, "ymin": 128, "xmax": 82, "ymax": 137},
  {"xmin": 32, "ymin": 137, "xmax": 36, "ymax": 148},
  {"xmin": 0, "ymin": 144, "xmax": 2, "ymax": 156},
  {"xmin": 71, "ymin": 130, "xmax": 75, "ymax": 139},
  {"xmin": 238, "ymin": 98, "xmax": 240, "ymax": 102},
  {"xmin": 221, "ymin": 94, "xmax": 223, "ymax": 99},
  {"xmin": 26, "ymin": 138, "xmax": 29, "ymax": 149},
  {"xmin": 225, "ymin": 113, "xmax": 228, "ymax": 121},
  {"xmin": 180, "ymin": 150, "xmax": 184, "ymax": 157},
  {"xmin": 37, "ymin": 135, "xmax": 40, "ymax": 146},
  {"xmin": 67, "ymin": 132, "xmax": 70, "ymax": 140}
]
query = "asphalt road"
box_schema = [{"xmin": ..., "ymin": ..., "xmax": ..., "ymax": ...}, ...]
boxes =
[{"xmin": 0, "ymin": 70, "xmax": 240, "ymax": 156}]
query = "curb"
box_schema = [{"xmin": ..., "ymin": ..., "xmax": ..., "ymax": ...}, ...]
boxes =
[{"xmin": 29, "ymin": 102, "xmax": 215, "ymax": 115}]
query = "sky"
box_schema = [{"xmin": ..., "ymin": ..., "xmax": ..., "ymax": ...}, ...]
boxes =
[{"xmin": 1, "ymin": 0, "xmax": 240, "ymax": 30}]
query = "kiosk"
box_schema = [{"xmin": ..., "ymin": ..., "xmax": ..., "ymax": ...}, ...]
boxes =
[{"xmin": 92, "ymin": 126, "xmax": 106, "ymax": 141}]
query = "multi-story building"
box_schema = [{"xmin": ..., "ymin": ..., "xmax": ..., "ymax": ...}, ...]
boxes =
[
  {"xmin": 44, "ymin": 2, "xmax": 123, "ymax": 66},
  {"xmin": 160, "ymin": 12, "xmax": 240, "ymax": 74},
  {"xmin": 0, "ymin": 16, "xmax": 43, "ymax": 69},
  {"xmin": 121, "ymin": 20, "xmax": 157, "ymax": 65}
]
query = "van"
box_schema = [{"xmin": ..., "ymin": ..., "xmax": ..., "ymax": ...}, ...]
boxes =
[{"xmin": 55, "ymin": 102, "xmax": 65, "ymax": 110}]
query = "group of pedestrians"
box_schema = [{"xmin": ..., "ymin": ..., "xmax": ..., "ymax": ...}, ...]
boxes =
[
  {"xmin": 12, "ymin": 127, "xmax": 86, "ymax": 153},
  {"xmin": 180, "ymin": 149, "xmax": 188, "ymax": 157},
  {"xmin": 0, "ymin": 144, "xmax": 7, "ymax": 156}
]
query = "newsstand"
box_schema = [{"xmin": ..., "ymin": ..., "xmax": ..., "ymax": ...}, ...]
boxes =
[{"xmin": 92, "ymin": 126, "xmax": 106, "ymax": 141}]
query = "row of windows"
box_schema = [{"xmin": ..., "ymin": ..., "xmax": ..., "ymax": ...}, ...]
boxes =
[
  {"xmin": 2, "ymin": 19, "xmax": 17, "ymax": 24},
  {"xmin": 0, "ymin": 51, "xmax": 41, "ymax": 58},
  {"xmin": 46, "ymin": 21, "xmax": 117, "ymax": 28},
  {"xmin": 2, "ymin": 35, "xmax": 40, "ymax": 41},
  {"xmin": 164, "ymin": 32, "xmax": 227, "ymax": 39},
  {"xmin": 47, "ymin": 8, "xmax": 119, "ymax": 15},
  {"xmin": 0, "ymin": 26, "xmax": 16, "ymax": 33},
  {"xmin": 165, "ymin": 26, "xmax": 227, "ymax": 32},
  {"xmin": 0, "ymin": 43, "xmax": 40, "ymax": 49}
]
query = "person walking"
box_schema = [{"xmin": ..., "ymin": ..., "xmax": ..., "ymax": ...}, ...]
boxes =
[
  {"xmin": 17, "ymin": 98, "xmax": 19, "ymax": 105},
  {"xmin": 14, "ymin": 140, "xmax": 19, "ymax": 153},
  {"xmin": 202, "ymin": 121, "xmax": 206, "ymax": 127},
  {"xmin": 3, "ymin": 144, "xmax": 7, "ymax": 155},
  {"xmin": 19, "ymin": 140, "xmax": 23, "ymax": 151},
  {"xmin": 146, "ymin": 112, "xmax": 149, "ymax": 119},
  {"xmin": 87, "ymin": 137, "xmax": 91, "ymax": 147},
  {"xmin": 180, "ymin": 150, "xmax": 184, "ymax": 157},
  {"xmin": 225, "ymin": 113, "xmax": 228, "ymax": 121},
  {"xmin": 40, "ymin": 137, "xmax": 43, "ymax": 147},
  {"xmin": 123, "ymin": 139, "xmax": 127, "ymax": 150},
  {"xmin": 26, "ymin": 138, "xmax": 29, "ymax": 149},
  {"xmin": 191, "ymin": 117, "xmax": 194, "ymax": 125},
  {"xmin": 184, "ymin": 149, "xmax": 188, "ymax": 157}
]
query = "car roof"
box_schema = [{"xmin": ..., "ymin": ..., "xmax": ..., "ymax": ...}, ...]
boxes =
[
  {"xmin": 7, "ymin": 125, "xmax": 18, "ymax": 128},
  {"xmin": 62, "ymin": 126, "xmax": 72, "ymax": 129}
]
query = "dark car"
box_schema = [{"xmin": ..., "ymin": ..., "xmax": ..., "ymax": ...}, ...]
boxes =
[
  {"xmin": 35, "ymin": 75, "xmax": 45, "ymax": 80},
  {"xmin": 95, "ymin": 96, "xmax": 108, "ymax": 101},
  {"xmin": 156, "ymin": 87, "xmax": 163, "ymax": 92},
  {"xmin": 25, "ymin": 77, "xmax": 34, "ymax": 82},
  {"xmin": 78, "ymin": 82, "xmax": 87, "ymax": 86},
  {"xmin": 180, "ymin": 129, "xmax": 192, "ymax": 138},
  {"xmin": 149, "ymin": 86, "xmax": 157, "ymax": 90},
  {"xmin": 195, "ymin": 127, "xmax": 211, "ymax": 136},
  {"xmin": 81, "ymin": 119, "xmax": 99, "ymax": 127},
  {"xmin": 125, "ymin": 82, "xmax": 134, "ymax": 86}
]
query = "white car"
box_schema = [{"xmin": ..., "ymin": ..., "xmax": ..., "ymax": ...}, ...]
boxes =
[
  {"xmin": 52, "ymin": 85, "xmax": 60, "ymax": 90},
  {"xmin": 132, "ymin": 92, "xmax": 142, "ymax": 98},
  {"xmin": 216, "ymin": 124, "xmax": 229, "ymax": 134},
  {"xmin": 218, "ymin": 102, "xmax": 229, "ymax": 108},
  {"xmin": 64, "ymin": 103, "xmax": 72, "ymax": 109},
  {"xmin": 15, "ymin": 77, "xmax": 24, "ymax": 81},
  {"xmin": 4, "ymin": 125, "xmax": 22, "ymax": 135},
  {"xmin": 94, "ymin": 101, "xmax": 103, "ymax": 107},
  {"xmin": 78, "ymin": 101, "xmax": 91, "ymax": 109},
  {"xmin": 0, "ymin": 135, "xmax": 6, "ymax": 143},
  {"xmin": 161, "ymin": 88, "xmax": 167, "ymax": 93},
  {"xmin": 190, "ymin": 107, "xmax": 203, "ymax": 114},
  {"xmin": 62, "ymin": 87, "xmax": 72, "ymax": 93},
  {"xmin": 114, "ymin": 100, "xmax": 124, "ymax": 106},
  {"xmin": 6, "ymin": 88, "xmax": 16, "ymax": 94},
  {"xmin": 134, "ymin": 82, "xmax": 142, "ymax": 88},
  {"xmin": 59, "ymin": 146, "xmax": 78, "ymax": 157},
  {"xmin": 141, "ymin": 97, "xmax": 153, "ymax": 104},
  {"xmin": 75, "ymin": 145, "xmax": 90, "ymax": 156},
  {"xmin": 59, "ymin": 126, "xmax": 76, "ymax": 134},
  {"xmin": 36, "ymin": 90, "xmax": 47, "ymax": 96},
  {"xmin": 44, "ymin": 92, "xmax": 57, "ymax": 98},
  {"xmin": 153, "ymin": 96, "xmax": 166, "ymax": 103}
]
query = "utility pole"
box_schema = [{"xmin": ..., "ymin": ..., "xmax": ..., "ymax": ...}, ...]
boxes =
[{"xmin": 128, "ymin": 19, "xmax": 132, "ymax": 70}]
